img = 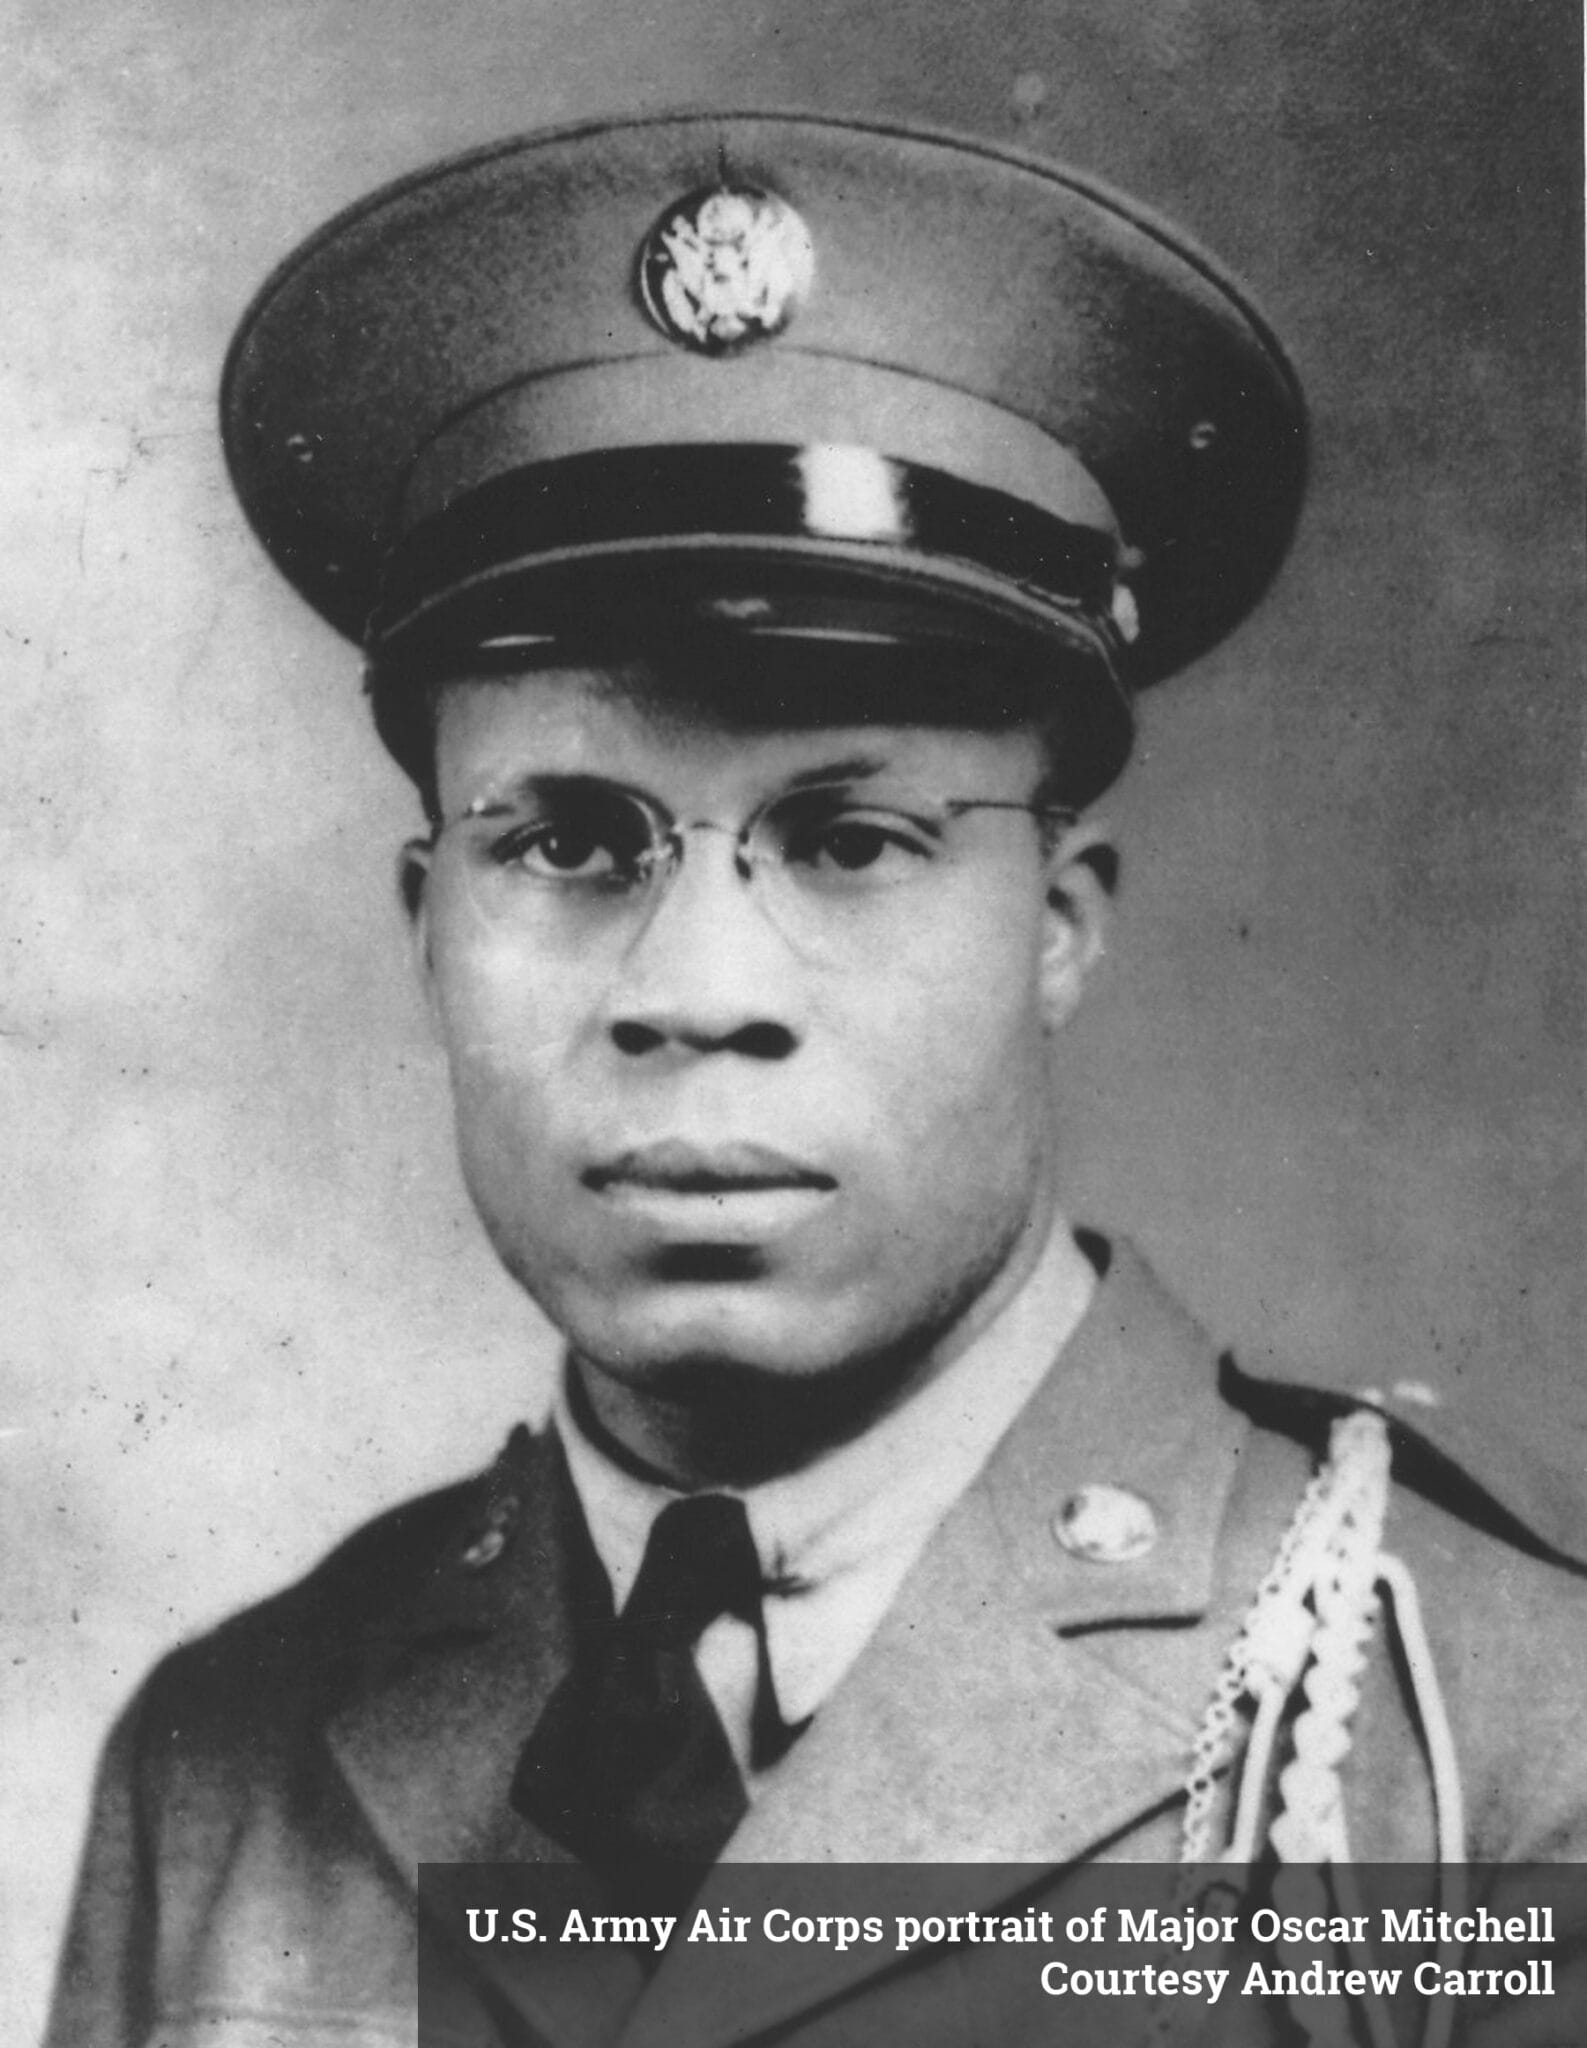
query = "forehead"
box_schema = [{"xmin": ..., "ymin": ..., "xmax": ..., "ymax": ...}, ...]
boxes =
[{"xmin": 430, "ymin": 665, "xmax": 1046, "ymax": 811}]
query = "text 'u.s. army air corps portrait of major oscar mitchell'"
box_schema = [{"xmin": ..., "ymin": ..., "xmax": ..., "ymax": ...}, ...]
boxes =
[{"xmin": 45, "ymin": 112, "xmax": 1587, "ymax": 2048}]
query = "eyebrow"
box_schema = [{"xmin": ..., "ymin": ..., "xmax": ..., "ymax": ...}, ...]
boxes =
[
  {"xmin": 780, "ymin": 755, "xmax": 889, "ymax": 792},
  {"xmin": 460, "ymin": 771, "xmax": 654, "ymax": 821}
]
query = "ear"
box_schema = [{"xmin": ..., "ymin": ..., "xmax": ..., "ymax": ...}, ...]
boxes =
[
  {"xmin": 1038, "ymin": 820, "xmax": 1117, "ymax": 1031},
  {"xmin": 397, "ymin": 835, "xmax": 441, "ymax": 1019}
]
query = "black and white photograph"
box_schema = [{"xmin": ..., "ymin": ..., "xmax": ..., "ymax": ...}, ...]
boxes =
[{"xmin": 4, "ymin": 4, "xmax": 1583, "ymax": 2044}]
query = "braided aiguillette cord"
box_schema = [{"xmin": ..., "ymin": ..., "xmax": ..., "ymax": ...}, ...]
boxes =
[{"xmin": 1161, "ymin": 1408, "xmax": 1467, "ymax": 2048}]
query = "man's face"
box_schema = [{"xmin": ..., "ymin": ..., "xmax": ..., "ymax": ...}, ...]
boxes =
[{"xmin": 410, "ymin": 667, "xmax": 1104, "ymax": 1394}]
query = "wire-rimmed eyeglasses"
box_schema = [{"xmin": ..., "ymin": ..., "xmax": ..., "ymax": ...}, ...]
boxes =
[{"xmin": 432, "ymin": 775, "xmax": 1076, "ymax": 965}]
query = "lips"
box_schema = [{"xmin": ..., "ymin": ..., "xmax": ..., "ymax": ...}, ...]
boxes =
[{"xmin": 583, "ymin": 1140, "xmax": 836, "ymax": 1195}]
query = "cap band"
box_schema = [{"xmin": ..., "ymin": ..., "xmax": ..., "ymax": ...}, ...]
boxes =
[{"xmin": 369, "ymin": 444, "xmax": 1125, "ymax": 658}]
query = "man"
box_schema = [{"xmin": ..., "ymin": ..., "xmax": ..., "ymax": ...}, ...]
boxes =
[{"xmin": 48, "ymin": 112, "xmax": 1587, "ymax": 2048}]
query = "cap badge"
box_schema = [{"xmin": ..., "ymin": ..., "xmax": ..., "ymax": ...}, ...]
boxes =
[{"xmin": 639, "ymin": 184, "xmax": 815, "ymax": 353}]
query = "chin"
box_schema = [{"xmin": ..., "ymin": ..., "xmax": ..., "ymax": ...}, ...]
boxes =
[{"xmin": 559, "ymin": 1275, "xmax": 886, "ymax": 1385}]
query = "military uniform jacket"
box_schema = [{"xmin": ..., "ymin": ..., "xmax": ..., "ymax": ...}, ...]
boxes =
[{"xmin": 47, "ymin": 1240, "xmax": 1587, "ymax": 2048}]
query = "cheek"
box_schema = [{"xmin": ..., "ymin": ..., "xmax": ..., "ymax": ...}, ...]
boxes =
[
  {"xmin": 830, "ymin": 900, "xmax": 1052, "ymax": 1169},
  {"xmin": 425, "ymin": 914, "xmax": 586, "ymax": 1153}
]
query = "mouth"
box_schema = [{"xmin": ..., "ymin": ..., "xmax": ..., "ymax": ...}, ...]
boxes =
[{"xmin": 583, "ymin": 1141, "xmax": 837, "ymax": 1197}]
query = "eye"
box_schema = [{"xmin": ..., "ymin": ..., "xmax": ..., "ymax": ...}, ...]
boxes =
[
  {"xmin": 490, "ymin": 793, "xmax": 656, "ymax": 886},
  {"xmin": 771, "ymin": 796, "xmax": 940, "ymax": 886}
]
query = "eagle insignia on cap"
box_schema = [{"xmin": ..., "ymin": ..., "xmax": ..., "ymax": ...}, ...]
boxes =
[{"xmin": 638, "ymin": 184, "xmax": 815, "ymax": 353}]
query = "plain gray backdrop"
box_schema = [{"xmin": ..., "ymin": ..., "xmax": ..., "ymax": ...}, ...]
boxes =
[{"xmin": 3, "ymin": 2, "xmax": 1582, "ymax": 2036}]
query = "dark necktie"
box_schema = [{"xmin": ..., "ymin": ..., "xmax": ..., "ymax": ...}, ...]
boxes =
[{"xmin": 512, "ymin": 1493, "xmax": 802, "ymax": 1902}]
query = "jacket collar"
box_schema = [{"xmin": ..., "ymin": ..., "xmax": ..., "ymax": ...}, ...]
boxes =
[
  {"xmin": 327, "ymin": 1430, "xmax": 655, "ymax": 2047},
  {"xmin": 1229, "ymin": 1346, "xmax": 1587, "ymax": 1570},
  {"xmin": 326, "ymin": 1425, "xmax": 579, "ymax": 1865}
]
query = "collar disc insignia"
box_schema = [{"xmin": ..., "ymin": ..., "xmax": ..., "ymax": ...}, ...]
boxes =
[{"xmin": 639, "ymin": 184, "xmax": 815, "ymax": 353}]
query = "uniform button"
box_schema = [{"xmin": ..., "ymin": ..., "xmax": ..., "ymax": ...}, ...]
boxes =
[{"xmin": 1052, "ymin": 1484, "xmax": 1158, "ymax": 1564}]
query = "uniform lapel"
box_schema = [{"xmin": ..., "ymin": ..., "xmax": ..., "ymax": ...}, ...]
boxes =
[
  {"xmin": 621, "ymin": 1240, "xmax": 1254, "ymax": 2048},
  {"xmin": 325, "ymin": 1427, "xmax": 576, "ymax": 1868},
  {"xmin": 325, "ymin": 1429, "xmax": 649, "ymax": 2046}
]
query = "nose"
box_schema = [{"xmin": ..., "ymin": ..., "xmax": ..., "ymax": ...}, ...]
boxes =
[{"xmin": 602, "ymin": 832, "xmax": 802, "ymax": 1061}]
